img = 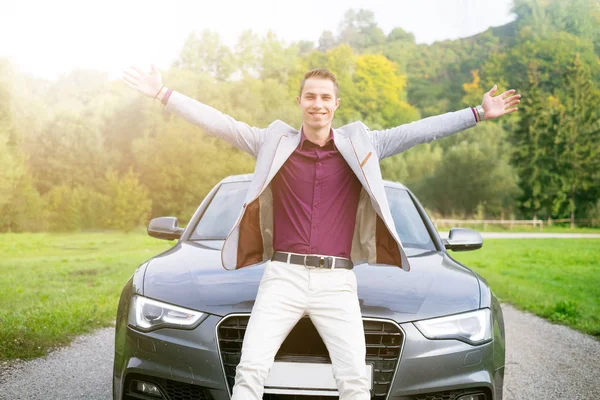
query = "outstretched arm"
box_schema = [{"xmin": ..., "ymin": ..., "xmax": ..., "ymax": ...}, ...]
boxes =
[
  {"xmin": 370, "ymin": 85, "xmax": 521, "ymax": 160},
  {"xmin": 122, "ymin": 65, "xmax": 266, "ymax": 157}
]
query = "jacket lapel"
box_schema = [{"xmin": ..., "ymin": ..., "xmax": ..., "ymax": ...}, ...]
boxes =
[
  {"xmin": 264, "ymin": 133, "xmax": 301, "ymax": 184},
  {"xmin": 333, "ymin": 129, "xmax": 370, "ymax": 190}
]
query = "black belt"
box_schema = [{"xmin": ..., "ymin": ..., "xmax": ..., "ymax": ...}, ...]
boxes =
[{"xmin": 272, "ymin": 251, "xmax": 354, "ymax": 270}]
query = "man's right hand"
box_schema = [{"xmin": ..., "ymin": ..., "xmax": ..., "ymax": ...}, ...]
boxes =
[{"xmin": 122, "ymin": 65, "xmax": 163, "ymax": 98}]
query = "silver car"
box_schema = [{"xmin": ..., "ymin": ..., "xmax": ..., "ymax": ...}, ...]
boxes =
[{"xmin": 113, "ymin": 174, "xmax": 505, "ymax": 400}]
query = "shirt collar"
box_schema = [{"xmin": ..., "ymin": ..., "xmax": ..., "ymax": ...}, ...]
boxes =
[{"xmin": 299, "ymin": 128, "xmax": 336, "ymax": 149}]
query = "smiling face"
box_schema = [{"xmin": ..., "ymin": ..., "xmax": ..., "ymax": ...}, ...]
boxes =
[{"xmin": 297, "ymin": 77, "xmax": 341, "ymax": 132}]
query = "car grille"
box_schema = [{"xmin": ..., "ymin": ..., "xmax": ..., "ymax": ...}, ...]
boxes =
[
  {"xmin": 123, "ymin": 373, "xmax": 213, "ymax": 400},
  {"xmin": 409, "ymin": 389, "xmax": 488, "ymax": 400},
  {"xmin": 217, "ymin": 315, "xmax": 404, "ymax": 400}
]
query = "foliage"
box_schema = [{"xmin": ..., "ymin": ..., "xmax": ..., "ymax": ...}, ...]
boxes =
[
  {"xmin": 101, "ymin": 169, "xmax": 152, "ymax": 232},
  {"xmin": 414, "ymin": 124, "xmax": 521, "ymax": 216}
]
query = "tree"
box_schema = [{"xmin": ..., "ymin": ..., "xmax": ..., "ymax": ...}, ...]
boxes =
[
  {"xmin": 233, "ymin": 30, "xmax": 262, "ymax": 78},
  {"xmin": 0, "ymin": 174, "xmax": 44, "ymax": 232},
  {"xmin": 0, "ymin": 60, "xmax": 41, "ymax": 232},
  {"xmin": 102, "ymin": 169, "xmax": 152, "ymax": 232},
  {"xmin": 481, "ymin": 31, "xmax": 598, "ymax": 103},
  {"xmin": 416, "ymin": 124, "xmax": 521, "ymax": 217},
  {"xmin": 461, "ymin": 70, "xmax": 485, "ymax": 108},
  {"xmin": 550, "ymin": 54, "xmax": 600, "ymax": 225},
  {"xmin": 174, "ymin": 30, "xmax": 235, "ymax": 81},
  {"xmin": 512, "ymin": 0, "xmax": 600, "ymax": 54},
  {"xmin": 27, "ymin": 110, "xmax": 112, "ymax": 195},
  {"xmin": 318, "ymin": 30, "xmax": 336, "ymax": 52},
  {"xmin": 347, "ymin": 53, "xmax": 419, "ymax": 128},
  {"xmin": 387, "ymin": 28, "xmax": 415, "ymax": 44},
  {"xmin": 510, "ymin": 61, "xmax": 557, "ymax": 218},
  {"xmin": 380, "ymin": 144, "xmax": 443, "ymax": 188},
  {"xmin": 259, "ymin": 31, "xmax": 302, "ymax": 84},
  {"xmin": 0, "ymin": 81, "xmax": 23, "ymax": 209},
  {"xmin": 44, "ymin": 185, "xmax": 84, "ymax": 231},
  {"xmin": 337, "ymin": 9, "xmax": 386, "ymax": 51},
  {"xmin": 132, "ymin": 115, "xmax": 255, "ymax": 219},
  {"xmin": 295, "ymin": 40, "xmax": 315, "ymax": 57}
]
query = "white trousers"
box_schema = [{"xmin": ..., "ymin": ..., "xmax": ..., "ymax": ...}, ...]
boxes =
[{"xmin": 230, "ymin": 260, "xmax": 371, "ymax": 400}]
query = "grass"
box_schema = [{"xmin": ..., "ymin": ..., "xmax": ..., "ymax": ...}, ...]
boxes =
[
  {"xmin": 451, "ymin": 239, "xmax": 600, "ymax": 337},
  {"xmin": 0, "ymin": 232, "xmax": 172, "ymax": 361},
  {"xmin": 0, "ymin": 232, "xmax": 598, "ymax": 362}
]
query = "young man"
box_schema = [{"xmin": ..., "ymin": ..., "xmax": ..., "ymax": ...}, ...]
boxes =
[{"xmin": 123, "ymin": 65, "xmax": 520, "ymax": 400}]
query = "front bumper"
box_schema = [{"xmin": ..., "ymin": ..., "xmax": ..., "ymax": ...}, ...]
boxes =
[{"xmin": 113, "ymin": 314, "xmax": 503, "ymax": 400}]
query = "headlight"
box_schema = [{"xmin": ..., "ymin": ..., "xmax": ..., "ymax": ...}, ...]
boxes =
[
  {"xmin": 128, "ymin": 295, "xmax": 206, "ymax": 332},
  {"xmin": 414, "ymin": 308, "xmax": 492, "ymax": 345}
]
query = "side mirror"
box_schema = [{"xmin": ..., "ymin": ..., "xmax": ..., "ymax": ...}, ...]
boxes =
[
  {"xmin": 443, "ymin": 228, "xmax": 483, "ymax": 252},
  {"xmin": 148, "ymin": 217, "xmax": 185, "ymax": 241}
]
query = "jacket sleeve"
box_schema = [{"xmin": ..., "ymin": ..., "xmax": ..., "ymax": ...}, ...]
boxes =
[
  {"xmin": 165, "ymin": 90, "xmax": 267, "ymax": 158},
  {"xmin": 369, "ymin": 108, "xmax": 477, "ymax": 160}
]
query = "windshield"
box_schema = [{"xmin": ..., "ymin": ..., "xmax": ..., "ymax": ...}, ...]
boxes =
[
  {"xmin": 384, "ymin": 187, "xmax": 436, "ymax": 251},
  {"xmin": 191, "ymin": 181, "xmax": 436, "ymax": 251},
  {"xmin": 192, "ymin": 181, "xmax": 248, "ymax": 240}
]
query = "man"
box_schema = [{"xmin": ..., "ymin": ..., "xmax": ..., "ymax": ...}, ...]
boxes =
[{"xmin": 123, "ymin": 65, "xmax": 520, "ymax": 399}]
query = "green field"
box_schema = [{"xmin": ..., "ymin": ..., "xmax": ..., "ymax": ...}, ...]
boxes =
[
  {"xmin": 0, "ymin": 232, "xmax": 598, "ymax": 362},
  {"xmin": 451, "ymin": 239, "xmax": 600, "ymax": 337},
  {"xmin": 0, "ymin": 232, "xmax": 172, "ymax": 361}
]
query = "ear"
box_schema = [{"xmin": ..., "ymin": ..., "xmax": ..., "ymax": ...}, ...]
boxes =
[
  {"xmin": 335, "ymin": 97, "xmax": 341, "ymax": 110},
  {"xmin": 296, "ymin": 96, "xmax": 301, "ymax": 106}
]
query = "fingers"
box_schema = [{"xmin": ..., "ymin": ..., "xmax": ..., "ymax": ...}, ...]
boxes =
[
  {"xmin": 506, "ymin": 99, "xmax": 520, "ymax": 108},
  {"xmin": 500, "ymin": 89, "xmax": 517, "ymax": 99},
  {"xmin": 488, "ymin": 84, "xmax": 498, "ymax": 95},
  {"xmin": 131, "ymin": 65, "xmax": 147, "ymax": 75},
  {"xmin": 123, "ymin": 67, "xmax": 141, "ymax": 80},
  {"xmin": 122, "ymin": 72, "xmax": 139, "ymax": 87},
  {"xmin": 122, "ymin": 80, "xmax": 138, "ymax": 91},
  {"xmin": 505, "ymin": 107, "xmax": 519, "ymax": 114}
]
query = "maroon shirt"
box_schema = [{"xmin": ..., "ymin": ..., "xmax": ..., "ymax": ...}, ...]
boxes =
[{"xmin": 272, "ymin": 130, "xmax": 362, "ymax": 259}]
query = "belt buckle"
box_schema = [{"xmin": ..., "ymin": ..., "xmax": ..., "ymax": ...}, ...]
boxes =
[
  {"xmin": 303, "ymin": 255, "xmax": 316, "ymax": 269},
  {"xmin": 303, "ymin": 255, "xmax": 332, "ymax": 269}
]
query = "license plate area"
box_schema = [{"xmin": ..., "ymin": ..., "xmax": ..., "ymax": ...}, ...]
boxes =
[{"xmin": 264, "ymin": 361, "xmax": 373, "ymax": 396}]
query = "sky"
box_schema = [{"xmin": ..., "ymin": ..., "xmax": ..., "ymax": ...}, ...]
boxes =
[{"xmin": 0, "ymin": 0, "xmax": 516, "ymax": 81}]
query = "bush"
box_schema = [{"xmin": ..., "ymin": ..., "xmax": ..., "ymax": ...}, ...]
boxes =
[{"xmin": 101, "ymin": 169, "xmax": 152, "ymax": 232}]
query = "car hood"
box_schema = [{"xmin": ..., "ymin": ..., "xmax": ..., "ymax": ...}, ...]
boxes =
[{"xmin": 142, "ymin": 241, "xmax": 480, "ymax": 322}]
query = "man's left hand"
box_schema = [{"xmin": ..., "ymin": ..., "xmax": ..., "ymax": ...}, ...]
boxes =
[{"xmin": 481, "ymin": 85, "xmax": 521, "ymax": 120}]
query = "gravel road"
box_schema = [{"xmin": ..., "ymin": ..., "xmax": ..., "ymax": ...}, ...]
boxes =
[{"xmin": 1, "ymin": 304, "xmax": 598, "ymax": 400}]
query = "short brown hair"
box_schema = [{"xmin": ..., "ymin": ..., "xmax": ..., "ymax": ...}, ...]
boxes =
[{"xmin": 299, "ymin": 68, "xmax": 339, "ymax": 98}]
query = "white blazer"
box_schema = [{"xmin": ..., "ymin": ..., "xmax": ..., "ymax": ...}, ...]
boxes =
[{"xmin": 165, "ymin": 91, "xmax": 476, "ymax": 271}]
